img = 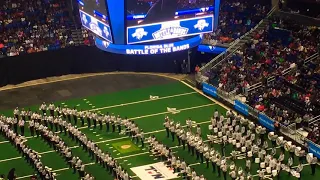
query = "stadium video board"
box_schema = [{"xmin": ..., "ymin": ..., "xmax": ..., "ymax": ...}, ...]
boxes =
[
  {"xmin": 126, "ymin": 0, "xmax": 214, "ymax": 44},
  {"xmin": 78, "ymin": 0, "xmax": 113, "ymax": 43}
]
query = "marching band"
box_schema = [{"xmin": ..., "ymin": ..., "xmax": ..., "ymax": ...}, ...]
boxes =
[{"xmin": 1, "ymin": 102, "xmax": 319, "ymax": 180}]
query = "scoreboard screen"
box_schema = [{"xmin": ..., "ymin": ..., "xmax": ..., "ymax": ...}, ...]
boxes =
[
  {"xmin": 78, "ymin": 0, "xmax": 113, "ymax": 43},
  {"xmin": 126, "ymin": 0, "xmax": 214, "ymax": 44}
]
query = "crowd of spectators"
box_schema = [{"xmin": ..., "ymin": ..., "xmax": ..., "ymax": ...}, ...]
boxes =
[
  {"xmin": 204, "ymin": 15, "xmax": 320, "ymax": 143},
  {"xmin": 207, "ymin": 16, "xmax": 319, "ymax": 92},
  {"xmin": 202, "ymin": 0, "xmax": 271, "ymax": 45},
  {"xmin": 0, "ymin": 0, "xmax": 75, "ymax": 57}
]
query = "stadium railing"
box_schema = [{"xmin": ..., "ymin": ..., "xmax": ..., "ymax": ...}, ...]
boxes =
[
  {"xmin": 198, "ymin": 5, "xmax": 277, "ymax": 77},
  {"xmin": 247, "ymin": 52, "xmax": 319, "ymax": 92}
]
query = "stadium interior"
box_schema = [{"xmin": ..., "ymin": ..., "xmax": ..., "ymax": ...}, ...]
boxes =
[{"xmin": 0, "ymin": 0, "xmax": 320, "ymax": 180}]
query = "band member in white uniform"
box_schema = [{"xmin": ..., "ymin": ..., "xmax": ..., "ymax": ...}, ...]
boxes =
[{"xmin": 18, "ymin": 118, "xmax": 25, "ymax": 136}]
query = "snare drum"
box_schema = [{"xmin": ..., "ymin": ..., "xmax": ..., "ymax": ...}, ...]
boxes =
[
  {"xmin": 266, "ymin": 167, "xmax": 271, "ymax": 173},
  {"xmin": 214, "ymin": 128, "xmax": 218, "ymax": 133},
  {"xmin": 260, "ymin": 162, "xmax": 266, "ymax": 168},
  {"xmin": 255, "ymin": 158, "xmax": 260, "ymax": 163},
  {"xmin": 241, "ymin": 147, "xmax": 246, "ymax": 152}
]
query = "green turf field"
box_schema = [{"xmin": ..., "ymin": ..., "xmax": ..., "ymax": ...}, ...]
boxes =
[{"xmin": 0, "ymin": 81, "xmax": 319, "ymax": 180}]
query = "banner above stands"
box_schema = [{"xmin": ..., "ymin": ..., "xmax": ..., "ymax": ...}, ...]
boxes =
[
  {"xmin": 234, "ymin": 100, "xmax": 249, "ymax": 116},
  {"xmin": 202, "ymin": 83, "xmax": 217, "ymax": 97},
  {"xmin": 258, "ymin": 113, "xmax": 275, "ymax": 131},
  {"xmin": 307, "ymin": 140, "xmax": 320, "ymax": 159}
]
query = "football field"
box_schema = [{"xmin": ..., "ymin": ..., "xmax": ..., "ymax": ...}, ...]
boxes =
[{"xmin": 0, "ymin": 81, "xmax": 319, "ymax": 180}]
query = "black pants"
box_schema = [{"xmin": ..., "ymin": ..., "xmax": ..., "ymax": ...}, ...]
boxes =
[
  {"xmin": 106, "ymin": 122, "xmax": 110, "ymax": 131},
  {"xmin": 79, "ymin": 170, "xmax": 85, "ymax": 177},
  {"xmin": 20, "ymin": 126, "xmax": 25, "ymax": 136},
  {"xmin": 50, "ymin": 110, "xmax": 54, "ymax": 116},
  {"xmin": 182, "ymin": 140, "xmax": 185, "ymax": 150},
  {"xmin": 81, "ymin": 117, "xmax": 84, "ymax": 126},
  {"xmin": 30, "ymin": 127, "xmax": 34, "ymax": 136},
  {"xmin": 196, "ymin": 150, "xmax": 199, "ymax": 160},
  {"xmin": 87, "ymin": 118, "xmax": 91, "ymax": 128},
  {"xmin": 73, "ymin": 115, "xmax": 77, "ymax": 125},
  {"xmin": 93, "ymin": 119, "xmax": 97, "ymax": 128},
  {"xmin": 200, "ymin": 153, "xmax": 204, "ymax": 163},
  {"xmin": 171, "ymin": 132, "xmax": 175, "ymax": 141},
  {"xmin": 50, "ymin": 122, "xmax": 53, "ymax": 130},
  {"xmin": 112, "ymin": 124, "xmax": 115, "ymax": 132},
  {"xmin": 118, "ymin": 125, "xmax": 121, "ymax": 133},
  {"xmin": 177, "ymin": 136, "xmax": 181, "ymax": 145},
  {"xmin": 311, "ymin": 164, "xmax": 316, "ymax": 175},
  {"xmin": 166, "ymin": 127, "xmax": 169, "ymax": 138},
  {"xmin": 99, "ymin": 121, "xmax": 103, "ymax": 130},
  {"xmin": 14, "ymin": 124, "xmax": 18, "ymax": 133},
  {"xmin": 212, "ymin": 162, "xmax": 216, "ymax": 172}
]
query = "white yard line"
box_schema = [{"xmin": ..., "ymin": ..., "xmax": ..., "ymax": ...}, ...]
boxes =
[
  {"xmin": 16, "ymin": 162, "xmax": 95, "ymax": 179},
  {"xmin": 89, "ymin": 92, "xmax": 197, "ymax": 112}
]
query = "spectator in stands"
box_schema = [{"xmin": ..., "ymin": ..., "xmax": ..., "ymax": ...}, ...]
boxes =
[
  {"xmin": 0, "ymin": 0, "xmax": 75, "ymax": 57},
  {"xmin": 202, "ymin": 0, "xmax": 271, "ymax": 46}
]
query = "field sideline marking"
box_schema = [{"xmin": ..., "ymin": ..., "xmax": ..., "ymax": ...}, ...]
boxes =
[
  {"xmin": 0, "ymin": 103, "xmax": 215, "ymax": 145},
  {"xmin": 0, "ymin": 72, "xmax": 185, "ymax": 92}
]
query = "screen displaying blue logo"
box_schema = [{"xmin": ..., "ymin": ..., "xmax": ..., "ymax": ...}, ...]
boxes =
[
  {"xmin": 234, "ymin": 100, "xmax": 249, "ymax": 116},
  {"xmin": 197, "ymin": 45, "xmax": 227, "ymax": 54},
  {"xmin": 307, "ymin": 140, "xmax": 320, "ymax": 159},
  {"xmin": 202, "ymin": 83, "xmax": 217, "ymax": 97},
  {"xmin": 80, "ymin": 10, "xmax": 113, "ymax": 43},
  {"xmin": 258, "ymin": 113, "xmax": 275, "ymax": 131},
  {"xmin": 95, "ymin": 35, "xmax": 202, "ymax": 55},
  {"xmin": 127, "ymin": 15, "xmax": 213, "ymax": 44}
]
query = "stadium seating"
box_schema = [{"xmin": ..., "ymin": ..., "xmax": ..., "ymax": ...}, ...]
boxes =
[
  {"xmin": 0, "ymin": 0, "xmax": 75, "ymax": 57},
  {"xmin": 202, "ymin": 0, "xmax": 271, "ymax": 46},
  {"xmin": 203, "ymin": 15, "xmax": 320, "ymax": 143}
]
